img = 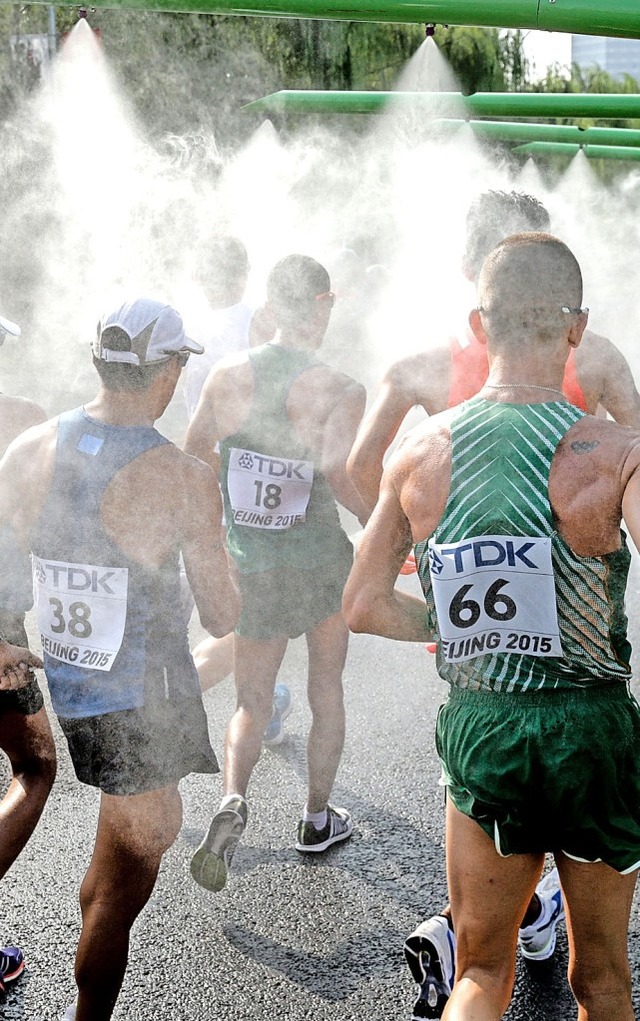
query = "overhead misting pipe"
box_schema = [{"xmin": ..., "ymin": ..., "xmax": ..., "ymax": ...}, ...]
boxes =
[
  {"xmin": 435, "ymin": 120, "xmax": 640, "ymax": 148},
  {"xmin": 514, "ymin": 142, "xmax": 640, "ymax": 162},
  {"xmin": 243, "ymin": 90, "xmax": 640, "ymax": 120},
  {"xmin": 1, "ymin": 0, "xmax": 638, "ymax": 39}
]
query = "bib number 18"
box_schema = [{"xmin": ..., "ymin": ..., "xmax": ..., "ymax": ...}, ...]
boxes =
[{"xmin": 253, "ymin": 481, "xmax": 282, "ymax": 510}]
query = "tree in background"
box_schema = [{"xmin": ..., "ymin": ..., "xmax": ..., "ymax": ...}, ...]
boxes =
[{"xmin": 0, "ymin": 9, "xmax": 638, "ymax": 146}]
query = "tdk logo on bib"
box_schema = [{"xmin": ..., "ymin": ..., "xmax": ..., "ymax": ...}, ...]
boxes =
[
  {"xmin": 37, "ymin": 562, "xmax": 123, "ymax": 596},
  {"xmin": 428, "ymin": 547, "xmax": 444, "ymax": 577},
  {"xmin": 433, "ymin": 538, "xmax": 540, "ymax": 577},
  {"xmin": 236, "ymin": 450, "xmax": 311, "ymax": 481}
]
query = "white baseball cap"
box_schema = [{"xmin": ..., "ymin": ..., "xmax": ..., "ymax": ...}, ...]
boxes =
[{"xmin": 94, "ymin": 298, "xmax": 204, "ymax": 365}]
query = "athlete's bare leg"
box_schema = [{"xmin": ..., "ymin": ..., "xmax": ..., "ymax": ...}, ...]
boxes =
[
  {"xmin": 223, "ymin": 635, "xmax": 288, "ymax": 797},
  {"xmin": 73, "ymin": 785, "xmax": 182, "ymax": 1021},
  {"xmin": 555, "ymin": 854, "xmax": 636, "ymax": 1021},
  {"xmin": 304, "ymin": 612, "xmax": 348, "ymax": 813},
  {"xmin": 0, "ymin": 707, "xmax": 56, "ymax": 879},
  {"xmin": 442, "ymin": 798, "xmax": 545, "ymax": 1021},
  {"xmin": 193, "ymin": 632, "xmax": 235, "ymax": 694}
]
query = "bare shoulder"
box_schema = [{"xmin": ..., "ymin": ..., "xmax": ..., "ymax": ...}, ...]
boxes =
[
  {"xmin": 551, "ymin": 415, "xmax": 640, "ymax": 555},
  {"xmin": 385, "ymin": 409, "xmax": 455, "ymax": 543},
  {"xmin": 293, "ymin": 362, "xmax": 365, "ymax": 410},
  {"xmin": 1, "ymin": 414, "xmax": 56, "ymax": 461},
  {"xmin": 384, "ymin": 346, "xmax": 449, "ymax": 397},
  {"xmin": 206, "ymin": 349, "xmax": 253, "ymax": 395},
  {"xmin": 575, "ymin": 328, "xmax": 632, "ymax": 379},
  {"xmin": 0, "ymin": 395, "xmax": 48, "ymax": 456},
  {"xmin": 391, "ymin": 407, "xmax": 455, "ymax": 476},
  {"xmin": 556, "ymin": 414, "xmax": 640, "ymax": 471}
]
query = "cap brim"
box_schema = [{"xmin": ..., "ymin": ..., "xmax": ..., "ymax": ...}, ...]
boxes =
[
  {"xmin": 183, "ymin": 336, "xmax": 204, "ymax": 356},
  {"xmin": 0, "ymin": 314, "xmax": 21, "ymax": 338}
]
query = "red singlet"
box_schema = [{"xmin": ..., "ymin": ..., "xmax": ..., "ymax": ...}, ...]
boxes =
[{"xmin": 447, "ymin": 331, "xmax": 587, "ymax": 411}]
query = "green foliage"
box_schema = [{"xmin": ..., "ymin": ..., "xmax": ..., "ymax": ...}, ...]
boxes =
[
  {"xmin": 435, "ymin": 25, "xmax": 505, "ymax": 94},
  {"xmin": 1, "ymin": 8, "xmax": 639, "ymax": 158}
]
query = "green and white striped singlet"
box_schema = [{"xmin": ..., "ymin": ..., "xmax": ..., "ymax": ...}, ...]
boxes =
[{"xmin": 416, "ymin": 396, "xmax": 632, "ymax": 692}]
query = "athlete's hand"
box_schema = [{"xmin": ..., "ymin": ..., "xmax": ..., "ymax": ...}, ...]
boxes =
[
  {"xmin": 0, "ymin": 643, "xmax": 43, "ymax": 690},
  {"xmin": 399, "ymin": 551, "xmax": 417, "ymax": 575}
]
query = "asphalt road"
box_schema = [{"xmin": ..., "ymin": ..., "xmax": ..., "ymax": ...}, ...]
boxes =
[{"xmin": 3, "ymin": 563, "xmax": 640, "ymax": 1021}]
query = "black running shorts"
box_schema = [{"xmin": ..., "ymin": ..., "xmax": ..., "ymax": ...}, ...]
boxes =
[{"xmin": 58, "ymin": 694, "xmax": 219, "ymax": 796}]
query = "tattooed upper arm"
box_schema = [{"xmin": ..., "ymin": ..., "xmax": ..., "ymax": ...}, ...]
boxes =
[{"xmin": 571, "ymin": 440, "xmax": 600, "ymax": 454}]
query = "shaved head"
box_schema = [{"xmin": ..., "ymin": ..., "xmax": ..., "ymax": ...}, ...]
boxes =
[{"xmin": 477, "ymin": 233, "xmax": 583, "ymax": 350}]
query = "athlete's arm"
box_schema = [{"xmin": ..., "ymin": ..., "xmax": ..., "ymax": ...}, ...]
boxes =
[
  {"xmin": 180, "ymin": 456, "xmax": 240, "ymax": 638},
  {"xmin": 343, "ymin": 456, "xmax": 433, "ymax": 642},
  {"xmin": 0, "ymin": 420, "xmax": 55, "ymax": 546},
  {"xmin": 183, "ymin": 372, "xmax": 222, "ymax": 473},
  {"xmin": 619, "ymin": 430, "xmax": 640, "ymax": 550},
  {"xmin": 346, "ymin": 371, "xmax": 417, "ymax": 518},
  {"xmin": 595, "ymin": 337, "xmax": 640, "ymax": 427},
  {"xmin": 321, "ymin": 381, "xmax": 369, "ymax": 525}
]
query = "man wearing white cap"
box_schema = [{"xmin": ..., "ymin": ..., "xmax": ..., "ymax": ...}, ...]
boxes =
[
  {"xmin": 0, "ymin": 298, "xmax": 240, "ymax": 1021},
  {"xmin": 0, "ymin": 309, "xmax": 56, "ymax": 997}
]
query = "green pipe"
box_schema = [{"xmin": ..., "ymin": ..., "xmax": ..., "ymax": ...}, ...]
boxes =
[
  {"xmin": 244, "ymin": 90, "xmax": 640, "ymax": 120},
  {"xmin": 514, "ymin": 142, "xmax": 640, "ymax": 161},
  {"xmin": 2, "ymin": 0, "xmax": 638, "ymax": 36},
  {"xmin": 436, "ymin": 120, "xmax": 640, "ymax": 147}
]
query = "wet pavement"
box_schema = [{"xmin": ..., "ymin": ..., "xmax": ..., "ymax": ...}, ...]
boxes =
[{"xmin": 3, "ymin": 566, "xmax": 640, "ymax": 1020}]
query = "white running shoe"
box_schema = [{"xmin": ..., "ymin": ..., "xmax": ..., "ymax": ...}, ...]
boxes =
[
  {"xmin": 404, "ymin": 914, "xmax": 456, "ymax": 1019},
  {"xmin": 518, "ymin": 867, "xmax": 565, "ymax": 961}
]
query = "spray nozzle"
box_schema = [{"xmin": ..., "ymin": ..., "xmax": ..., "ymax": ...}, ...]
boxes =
[{"xmin": 425, "ymin": 23, "xmax": 436, "ymax": 38}]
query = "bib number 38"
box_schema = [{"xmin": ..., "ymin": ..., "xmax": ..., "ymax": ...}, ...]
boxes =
[{"xmin": 32, "ymin": 555, "xmax": 129, "ymax": 672}]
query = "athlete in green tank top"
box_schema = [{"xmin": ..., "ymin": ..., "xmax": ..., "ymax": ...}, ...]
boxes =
[
  {"xmin": 220, "ymin": 343, "xmax": 352, "ymax": 574},
  {"xmin": 415, "ymin": 395, "xmax": 631, "ymax": 692}
]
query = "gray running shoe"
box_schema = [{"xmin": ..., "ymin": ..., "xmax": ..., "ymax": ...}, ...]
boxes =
[
  {"xmin": 404, "ymin": 915, "xmax": 456, "ymax": 1020},
  {"xmin": 190, "ymin": 796, "xmax": 248, "ymax": 892},
  {"xmin": 295, "ymin": 805, "xmax": 353, "ymax": 852},
  {"xmin": 518, "ymin": 867, "xmax": 565, "ymax": 961},
  {"xmin": 263, "ymin": 683, "xmax": 293, "ymax": 747}
]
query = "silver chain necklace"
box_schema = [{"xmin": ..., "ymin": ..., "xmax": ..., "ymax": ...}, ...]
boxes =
[{"xmin": 484, "ymin": 383, "xmax": 565, "ymax": 398}]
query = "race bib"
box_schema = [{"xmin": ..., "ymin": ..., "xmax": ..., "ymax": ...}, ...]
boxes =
[
  {"xmin": 428, "ymin": 534, "xmax": 562, "ymax": 663},
  {"xmin": 227, "ymin": 446, "xmax": 314, "ymax": 530},
  {"xmin": 32, "ymin": 555, "xmax": 129, "ymax": 672}
]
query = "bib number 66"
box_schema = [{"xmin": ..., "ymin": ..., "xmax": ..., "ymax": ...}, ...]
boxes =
[{"xmin": 449, "ymin": 579, "xmax": 516, "ymax": 629}]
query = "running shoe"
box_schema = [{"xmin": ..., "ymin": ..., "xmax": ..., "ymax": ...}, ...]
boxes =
[
  {"xmin": 404, "ymin": 915, "xmax": 456, "ymax": 1020},
  {"xmin": 263, "ymin": 683, "xmax": 293, "ymax": 747},
  {"xmin": 190, "ymin": 796, "xmax": 248, "ymax": 892},
  {"xmin": 0, "ymin": 946, "xmax": 25, "ymax": 994},
  {"xmin": 518, "ymin": 867, "xmax": 565, "ymax": 961},
  {"xmin": 295, "ymin": 805, "xmax": 353, "ymax": 852}
]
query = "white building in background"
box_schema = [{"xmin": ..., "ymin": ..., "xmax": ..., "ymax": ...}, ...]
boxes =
[{"xmin": 572, "ymin": 35, "xmax": 640, "ymax": 82}]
